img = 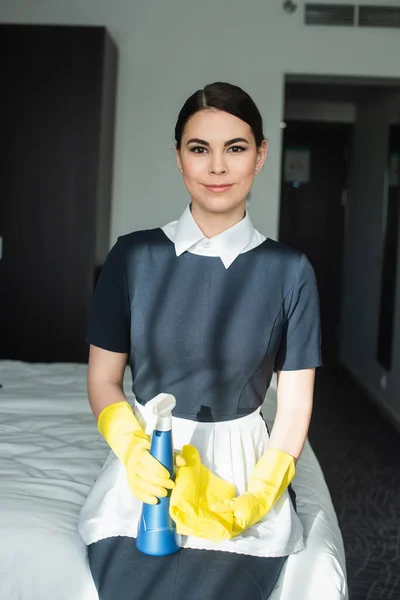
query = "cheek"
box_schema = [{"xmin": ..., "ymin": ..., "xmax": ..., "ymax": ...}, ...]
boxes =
[
  {"xmin": 236, "ymin": 158, "xmax": 257, "ymax": 180},
  {"xmin": 182, "ymin": 158, "xmax": 204, "ymax": 180}
]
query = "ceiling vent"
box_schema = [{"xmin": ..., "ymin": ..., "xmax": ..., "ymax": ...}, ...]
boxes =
[
  {"xmin": 358, "ymin": 5, "xmax": 400, "ymax": 28},
  {"xmin": 304, "ymin": 3, "xmax": 355, "ymax": 26}
]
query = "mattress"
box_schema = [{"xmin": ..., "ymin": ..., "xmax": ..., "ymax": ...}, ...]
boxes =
[{"xmin": 0, "ymin": 361, "xmax": 347, "ymax": 600}]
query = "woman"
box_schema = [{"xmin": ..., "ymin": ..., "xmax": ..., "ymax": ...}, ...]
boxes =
[{"xmin": 79, "ymin": 82, "xmax": 322, "ymax": 599}]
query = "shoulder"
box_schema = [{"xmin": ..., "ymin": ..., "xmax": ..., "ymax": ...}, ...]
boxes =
[
  {"xmin": 261, "ymin": 238, "xmax": 303, "ymax": 262},
  {"xmin": 113, "ymin": 227, "xmax": 166, "ymax": 254},
  {"xmin": 255, "ymin": 238, "xmax": 309, "ymax": 282},
  {"xmin": 117, "ymin": 227, "xmax": 164, "ymax": 246}
]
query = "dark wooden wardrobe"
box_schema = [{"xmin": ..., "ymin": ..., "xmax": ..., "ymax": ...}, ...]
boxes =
[{"xmin": 0, "ymin": 24, "xmax": 118, "ymax": 363}]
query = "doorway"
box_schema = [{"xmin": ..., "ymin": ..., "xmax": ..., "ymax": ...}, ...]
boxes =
[
  {"xmin": 279, "ymin": 76, "xmax": 400, "ymax": 374},
  {"xmin": 279, "ymin": 119, "xmax": 351, "ymax": 365}
]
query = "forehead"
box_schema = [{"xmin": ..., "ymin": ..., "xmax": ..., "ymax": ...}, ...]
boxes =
[{"xmin": 183, "ymin": 109, "xmax": 253, "ymax": 142}]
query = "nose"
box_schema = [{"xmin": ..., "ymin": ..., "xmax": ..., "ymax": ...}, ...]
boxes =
[{"xmin": 209, "ymin": 153, "xmax": 228, "ymax": 175}]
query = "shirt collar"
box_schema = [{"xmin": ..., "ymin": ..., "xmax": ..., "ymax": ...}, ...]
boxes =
[{"xmin": 174, "ymin": 204, "xmax": 255, "ymax": 268}]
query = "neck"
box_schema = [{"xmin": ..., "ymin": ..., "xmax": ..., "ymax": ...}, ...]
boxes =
[{"xmin": 190, "ymin": 201, "xmax": 246, "ymax": 238}]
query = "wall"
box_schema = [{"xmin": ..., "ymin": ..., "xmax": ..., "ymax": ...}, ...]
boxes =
[{"xmin": 1, "ymin": 0, "xmax": 400, "ymax": 245}]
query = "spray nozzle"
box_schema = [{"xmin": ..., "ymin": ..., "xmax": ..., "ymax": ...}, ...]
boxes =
[{"xmin": 144, "ymin": 393, "xmax": 176, "ymax": 435}]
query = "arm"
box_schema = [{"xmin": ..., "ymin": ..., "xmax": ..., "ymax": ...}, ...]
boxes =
[
  {"xmin": 211, "ymin": 371, "xmax": 315, "ymax": 533},
  {"xmin": 269, "ymin": 254, "xmax": 321, "ymax": 462},
  {"xmin": 88, "ymin": 344, "xmax": 174, "ymax": 503},
  {"xmin": 85, "ymin": 241, "xmax": 175, "ymax": 503},
  {"xmin": 268, "ymin": 368, "xmax": 315, "ymax": 463},
  {"xmin": 87, "ymin": 344, "xmax": 128, "ymax": 421}
]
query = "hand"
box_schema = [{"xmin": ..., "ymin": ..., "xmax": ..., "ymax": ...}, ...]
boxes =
[
  {"xmin": 98, "ymin": 401, "xmax": 175, "ymax": 505},
  {"xmin": 169, "ymin": 445, "xmax": 236, "ymax": 542},
  {"xmin": 210, "ymin": 447, "xmax": 295, "ymax": 535},
  {"xmin": 210, "ymin": 491, "xmax": 267, "ymax": 534},
  {"xmin": 125, "ymin": 434, "xmax": 175, "ymax": 505},
  {"xmin": 174, "ymin": 450, "xmax": 186, "ymax": 468}
]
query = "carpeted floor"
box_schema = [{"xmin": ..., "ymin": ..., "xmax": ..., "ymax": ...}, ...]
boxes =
[{"xmin": 308, "ymin": 366, "xmax": 400, "ymax": 600}]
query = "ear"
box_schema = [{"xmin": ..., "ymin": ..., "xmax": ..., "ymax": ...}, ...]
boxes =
[
  {"xmin": 255, "ymin": 139, "xmax": 268, "ymax": 172},
  {"xmin": 176, "ymin": 147, "xmax": 183, "ymax": 173}
]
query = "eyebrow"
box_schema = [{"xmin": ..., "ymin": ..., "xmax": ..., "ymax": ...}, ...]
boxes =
[{"xmin": 186, "ymin": 137, "xmax": 250, "ymax": 147}]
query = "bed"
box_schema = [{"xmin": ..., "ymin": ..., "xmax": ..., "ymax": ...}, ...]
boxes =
[{"xmin": 0, "ymin": 360, "xmax": 348, "ymax": 600}]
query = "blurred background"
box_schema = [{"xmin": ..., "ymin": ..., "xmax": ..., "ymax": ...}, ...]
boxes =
[{"xmin": 0, "ymin": 1, "xmax": 399, "ymax": 597}]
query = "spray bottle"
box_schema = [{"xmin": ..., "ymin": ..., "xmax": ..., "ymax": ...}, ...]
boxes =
[{"xmin": 136, "ymin": 393, "xmax": 181, "ymax": 556}]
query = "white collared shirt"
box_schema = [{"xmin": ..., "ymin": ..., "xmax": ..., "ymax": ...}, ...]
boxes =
[{"xmin": 162, "ymin": 204, "xmax": 266, "ymax": 269}]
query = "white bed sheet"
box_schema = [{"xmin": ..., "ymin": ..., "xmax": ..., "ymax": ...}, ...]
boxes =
[{"xmin": 0, "ymin": 361, "xmax": 347, "ymax": 600}]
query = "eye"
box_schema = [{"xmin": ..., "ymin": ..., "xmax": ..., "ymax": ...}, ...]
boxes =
[
  {"xmin": 228, "ymin": 146, "xmax": 246, "ymax": 153},
  {"xmin": 189, "ymin": 146, "xmax": 208, "ymax": 155}
]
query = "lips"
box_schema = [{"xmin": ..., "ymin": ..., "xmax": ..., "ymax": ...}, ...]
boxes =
[{"xmin": 203, "ymin": 184, "xmax": 233, "ymax": 193}]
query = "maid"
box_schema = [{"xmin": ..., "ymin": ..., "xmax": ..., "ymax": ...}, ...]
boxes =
[{"xmin": 78, "ymin": 81, "xmax": 322, "ymax": 599}]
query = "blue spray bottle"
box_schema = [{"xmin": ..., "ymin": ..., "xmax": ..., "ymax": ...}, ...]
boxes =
[{"xmin": 136, "ymin": 393, "xmax": 181, "ymax": 556}]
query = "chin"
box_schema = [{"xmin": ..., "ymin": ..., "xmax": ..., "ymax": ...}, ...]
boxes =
[
  {"xmin": 191, "ymin": 189, "xmax": 244, "ymax": 211},
  {"xmin": 197, "ymin": 196, "xmax": 244, "ymax": 214}
]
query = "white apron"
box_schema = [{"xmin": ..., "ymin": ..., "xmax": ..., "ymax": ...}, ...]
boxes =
[{"xmin": 78, "ymin": 401, "xmax": 304, "ymax": 558}]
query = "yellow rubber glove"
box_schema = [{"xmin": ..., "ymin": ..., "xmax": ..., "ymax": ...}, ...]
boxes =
[
  {"xmin": 170, "ymin": 445, "xmax": 236, "ymax": 543},
  {"xmin": 98, "ymin": 402, "xmax": 174, "ymax": 505},
  {"xmin": 210, "ymin": 447, "xmax": 295, "ymax": 536}
]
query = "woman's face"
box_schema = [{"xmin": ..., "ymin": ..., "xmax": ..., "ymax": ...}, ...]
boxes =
[{"xmin": 176, "ymin": 109, "xmax": 267, "ymax": 215}]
